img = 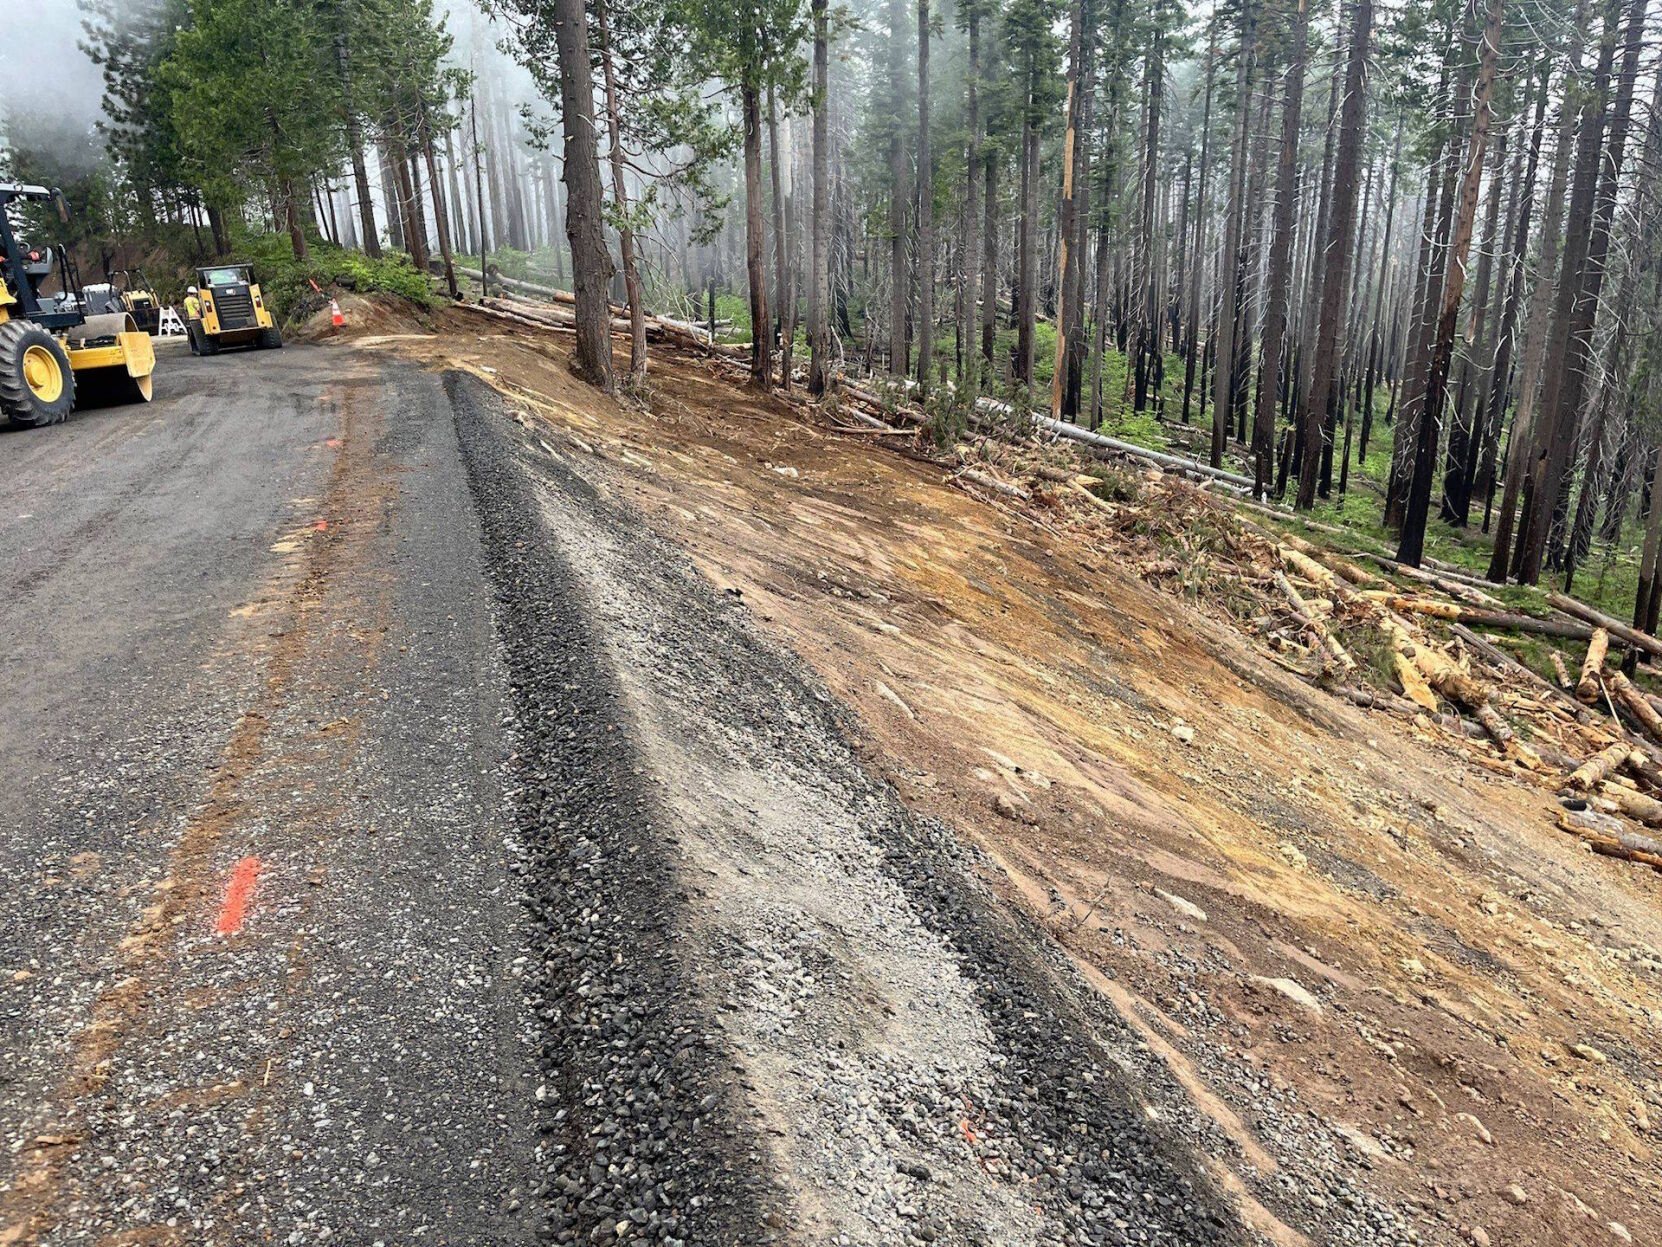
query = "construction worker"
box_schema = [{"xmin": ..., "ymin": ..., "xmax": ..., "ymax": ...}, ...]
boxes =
[{"xmin": 183, "ymin": 286, "xmax": 204, "ymax": 355}]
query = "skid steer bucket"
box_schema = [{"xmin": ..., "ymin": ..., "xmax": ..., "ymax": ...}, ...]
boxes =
[{"xmin": 64, "ymin": 312, "xmax": 155, "ymax": 406}]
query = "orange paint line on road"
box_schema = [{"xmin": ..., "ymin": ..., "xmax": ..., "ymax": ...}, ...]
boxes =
[{"xmin": 214, "ymin": 856, "xmax": 261, "ymax": 936}]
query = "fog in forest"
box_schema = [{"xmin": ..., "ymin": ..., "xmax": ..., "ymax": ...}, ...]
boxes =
[{"xmin": 0, "ymin": 0, "xmax": 540, "ymax": 176}]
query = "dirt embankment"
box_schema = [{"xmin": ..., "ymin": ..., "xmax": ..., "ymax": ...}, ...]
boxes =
[{"xmin": 351, "ymin": 304, "xmax": 1661, "ymax": 1247}]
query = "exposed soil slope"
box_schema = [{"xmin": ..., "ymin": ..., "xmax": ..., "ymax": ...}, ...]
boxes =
[{"xmin": 359, "ymin": 307, "xmax": 1662, "ymax": 1247}]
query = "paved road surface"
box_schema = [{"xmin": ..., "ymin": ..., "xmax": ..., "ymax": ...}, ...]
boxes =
[
  {"xmin": 0, "ymin": 341, "xmax": 539, "ymax": 1243},
  {"xmin": 0, "ymin": 337, "xmax": 1245, "ymax": 1247}
]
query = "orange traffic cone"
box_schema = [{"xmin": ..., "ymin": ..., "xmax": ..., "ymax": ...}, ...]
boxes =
[{"xmin": 330, "ymin": 298, "xmax": 344, "ymax": 329}]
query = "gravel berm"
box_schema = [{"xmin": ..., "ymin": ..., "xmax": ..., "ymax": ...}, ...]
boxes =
[{"xmin": 450, "ymin": 370, "xmax": 1251, "ymax": 1247}]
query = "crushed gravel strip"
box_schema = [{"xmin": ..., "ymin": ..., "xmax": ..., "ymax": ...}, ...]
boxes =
[{"xmin": 451, "ymin": 372, "xmax": 1248, "ymax": 1247}]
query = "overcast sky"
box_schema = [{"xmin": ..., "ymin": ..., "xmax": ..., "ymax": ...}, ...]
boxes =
[
  {"xmin": 0, "ymin": 0, "xmax": 106, "ymax": 137},
  {"xmin": 0, "ymin": 0, "xmax": 538, "ymax": 155}
]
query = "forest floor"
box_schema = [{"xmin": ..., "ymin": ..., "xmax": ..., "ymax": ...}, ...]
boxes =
[{"xmin": 329, "ymin": 297, "xmax": 1662, "ymax": 1247}]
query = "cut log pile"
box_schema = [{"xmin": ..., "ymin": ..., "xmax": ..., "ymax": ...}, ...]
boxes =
[
  {"xmin": 473, "ymin": 301, "xmax": 1662, "ymax": 877},
  {"xmin": 794, "ymin": 391, "xmax": 1662, "ymax": 876}
]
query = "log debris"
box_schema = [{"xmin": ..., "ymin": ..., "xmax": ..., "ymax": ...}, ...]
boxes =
[
  {"xmin": 1568, "ymin": 742, "xmax": 1631, "ymax": 791},
  {"xmin": 1550, "ymin": 652, "xmax": 1573, "ymax": 690},
  {"xmin": 1606, "ymin": 670, "xmax": 1662, "ymax": 745},
  {"xmin": 1550, "ymin": 593, "xmax": 1662, "ymax": 662},
  {"xmin": 1273, "ymin": 571, "xmax": 1356, "ymax": 673},
  {"xmin": 1576, "ymin": 629, "xmax": 1610, "ymax": 703}
]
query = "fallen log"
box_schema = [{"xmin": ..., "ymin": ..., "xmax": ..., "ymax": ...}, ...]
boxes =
[
  {"xmin": 1548, "ymin": 593, "xmax": 1662, "ymax": 663},
  {"xmin": 842, "ymin": 383, "xmax": 924, "ymax": 426},
  {"xmin": 1273, "ymin": 571, "xmax": 1356, "ymax": 674},
  {"xmin": 1379, "ymin": 611, "xmax": 1509, "ymax": 723},
  {"xmin": 1033, "ymin": 418, "xmax": 1256, "ymax": 490},
  {"xmin": 1362, "ymin": 593, "xmax": 1462, "ymax": 620},
  {"xmin": 1379, "ymin": 615, "xmax": 1441, "ymax": 711},
  {"xmin": 955, "ymin": 469, "xmax": 1031, "ymax": 501},
  {"xmin": 1275, "ymin": 531, "xmax": 1384, "ymax": 587},
  {"xmin": 968, "ymin": 395, "xmax": 1254, "ymax": 490},
  {"xmin": 835, "ymin": 407, "xmax": 902, "ymax": 433},
  {"xmin": 1449, "ymin": 624, "xmax": 1594, "ymax": 725},
  {"xmin": 467, "ymin": 277, "xmax": 720, "ymax": 353},
  {"xmin": 1071, "ymin": 480, "xmax": 1121, "ymax": 519},
  {"xmin": 1368, "ymin": 596, "xmax": 1594, "ymax": 640},
  {"xmin": 1576, "ymin": 628, "xmax": 1611, "ymax": 703},
  {"xmin": 1279, "ymin": 546, "xmax": 1360, "ymax": 607},
  {"xmin": 1625, "ymin": 749, "xmax": 1662, "ymax": 791},
  {"xmin": 1469, "ymin": 700, "xmax": 1542, "ymax": 767},
  {"xmin": 1595, "ymin": 782, "xmax": 1662, "ymax": 827},
  {"xmin": 1230, "ymin": 495, "xmax": 1354, "ymax": 536},
  {"xmin": 1556, "ymin": 814, "xmax": 1662, "ymax": 871},
  {"xmin": 1359, "ymin": 554, "xmax": 1508, "ymax": 608},
  {"xmin": 1321, "ymin": 682, "xmax": 1422, "ymax": 715},
  {"xmin": 1568, "ymin": 742, "xmax": 1631, "ymax": 791},
  {"xmin": 1606, "ymin": 670, "xmax": 1662, "ymax": 745},
  {"xmin": 1550, "ymin": 653, "xmax": 1573, "ymax": 689}
]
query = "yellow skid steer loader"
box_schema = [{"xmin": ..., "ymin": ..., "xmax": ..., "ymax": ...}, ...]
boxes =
[{"xmin": 0, "ymin": 183, "xmax": 155, "ymax": 429}]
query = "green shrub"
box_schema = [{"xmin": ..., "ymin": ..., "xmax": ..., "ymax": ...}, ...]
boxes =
[{"xmin": 237, "ymin": 232, "xmax": 434, "ymax": 322}]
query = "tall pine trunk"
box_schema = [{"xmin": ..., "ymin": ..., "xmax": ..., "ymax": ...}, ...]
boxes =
[
  {"xmin": 1252, "ymin": 0, "xmax": 1307, "ymax": 496},
  {"xmin": 982, "ymin": 152, "xmax": 998, "ymax": 366},
  {"xmin": 419, "ymin": 108, "xmax": 459, "ymax": 299},
  {"xmin": 552, "ymin": 0, "xmax": 616, "ymax": 391},
  {"xmin": 808, "ymin": 0, "xmax": 832, "ymax": 396},
  {"xmin": 1517, "ymin": 0, "xmax": 1639, "ymax": 581},
  {"xmin": 335, "ymin": 30, "xmax": 380, "ymax": 258},
  {"xmin": 1181, "ymin": 22, "xmax": 1217, "ymax": 425},
  {"xmin": 1210, "ymin": 0, "xmax": 1255, "ymax": 466},
  {"xmin": 916, "ymin": 0, "xmax": 934, "ymax": 392},
  {"xmin": 1397, "ymin": 0, "xmax": 1502, "ymax": 562},
  {"xmin": 595, "ymin": 0, "xmax": 647, "ymax": 380},
  {"xmin": 768, "ymin": 89, "xmax": 792, "ymax": 388},
  {"xmin": 1474, "ymin": 64, "xmax": 1548, "ymax": 528},
  {"xmin": 742, "ymin": 82, "xmax": 774, "ymax": 389},
  {"xmin": 887, "ymin": 0, "xmax": 909, "ymax": 375},
  {"xmin": 1015, "ymin": 112, "xmax": 1039, "ymax": 384},
  {"xmin": 1132, "ymin": 32, "xmax": 1164, "ymax": 415},
  {"xmin": 961, "ymin": 5, "xmax": 982, "ymax": 395},
  {"xmin": 1489, "ymin": 23, "xmax": 1581, "ymax": 580},
  {"xmin": 1296, "ymin": 0, "xmax": 1371, "ymax": 510}
]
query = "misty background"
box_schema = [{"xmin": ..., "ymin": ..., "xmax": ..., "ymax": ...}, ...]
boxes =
[{"xmin": 0, "ymin": 0, "xmax": 542, "ymax": 179}]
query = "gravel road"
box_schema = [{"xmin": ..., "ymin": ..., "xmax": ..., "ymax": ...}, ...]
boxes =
[{"xmin": 1, "ymin": 339, "xmax": 1250, "ymax": 1245}]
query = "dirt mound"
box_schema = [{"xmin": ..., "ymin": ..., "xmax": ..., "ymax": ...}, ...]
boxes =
[{"xmin": 291, "ymin": 290, "xmax": 437, "ymax": 343}]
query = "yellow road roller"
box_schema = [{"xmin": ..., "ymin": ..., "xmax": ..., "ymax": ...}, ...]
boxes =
[{"xmin": 0, "ymin": 183, "xmax": 155, "ymax": 429}]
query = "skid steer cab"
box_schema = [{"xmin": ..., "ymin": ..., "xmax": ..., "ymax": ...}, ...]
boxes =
[
  {"xmin": 192, "ymin": 264, "xmax": 282, "ymax": 354},
  {"xmin": 0, "ymin": 183, "xmax": 155, "ymax": 430}
]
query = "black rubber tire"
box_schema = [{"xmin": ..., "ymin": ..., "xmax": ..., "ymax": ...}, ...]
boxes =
[
  {"xmin": 256, "ymin": 326, "xmax": 284, "ymax": 350},
  {"xmin": 0, "ymin": 320, "xmax": 76, "ymax": 429},
  {"xmin": 198, "ymin": 332, "xmax": 221, "ymax": 357}
]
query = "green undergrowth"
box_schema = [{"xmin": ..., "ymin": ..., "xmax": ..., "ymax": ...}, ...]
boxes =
[{"xmin": 240, "ymin": 232, "xmax": 434, "ymax": 322}]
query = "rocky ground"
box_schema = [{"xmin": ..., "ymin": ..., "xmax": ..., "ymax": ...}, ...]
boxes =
[
  {"xmin": 453, "ymin": 371, "xmax": 1256, "ymax": 1245},
  {"xmin": 362, "ymin": 304, "xmax": 1661, "ymax": 1247},
  {"xmin": 4, "ymin": 309, "xmax": 1657, "ymax": 1246}
]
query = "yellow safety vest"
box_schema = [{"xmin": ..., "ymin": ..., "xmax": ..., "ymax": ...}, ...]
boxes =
[{"xmin": 184, "ymin": 295, "xmax": 202, "ymax": 320}]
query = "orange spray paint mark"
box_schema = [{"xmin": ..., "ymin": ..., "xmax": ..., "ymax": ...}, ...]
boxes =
[
  {"xmin": 312, "ymin": 520, "xmax": 329, "ymax": 531},
  {"xmin": 215, "ymin": 856, "xmax": 261, "ymax": 936}
]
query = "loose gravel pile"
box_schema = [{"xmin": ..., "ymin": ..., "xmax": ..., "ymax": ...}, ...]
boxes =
[{"xmin": 452, "ymin": 372, "xmax": 1253, "ymax": 1246}]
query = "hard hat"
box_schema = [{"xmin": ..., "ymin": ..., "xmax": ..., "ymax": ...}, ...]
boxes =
[{"xmin": 187, "ymin": 285, "xmax": 198, "ymax": 294}]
